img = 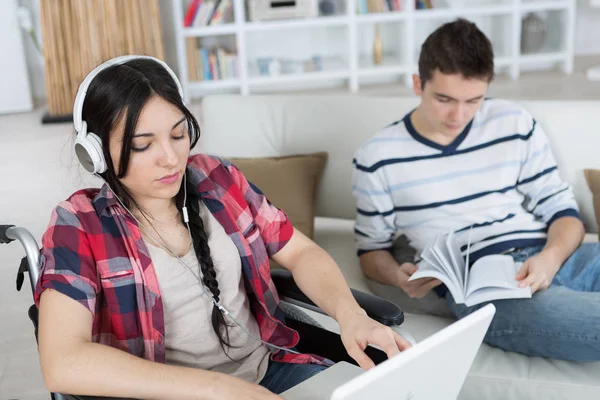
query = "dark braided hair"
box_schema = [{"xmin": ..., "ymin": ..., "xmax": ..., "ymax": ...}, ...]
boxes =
[
  {"xmin": 175, "ymin": 176, "xmax": 237, "ymax": 352},
  {"xmin": 81, "ymin": 57, "xmax": 237, "ymax": 352}
]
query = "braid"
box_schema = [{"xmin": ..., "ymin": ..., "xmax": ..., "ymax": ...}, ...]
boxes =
[{"xmin": 176, "ymin": 174, "xmax": 236, "ymax": 352}]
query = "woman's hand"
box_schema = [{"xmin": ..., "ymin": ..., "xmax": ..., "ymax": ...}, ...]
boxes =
[
  {"xmin": 206, "ymin": 373, "xmax": 283, "ymax": 400},
  {"xmin": 337, "ymin": 308, "xmax": 412, "ymax": 370}
]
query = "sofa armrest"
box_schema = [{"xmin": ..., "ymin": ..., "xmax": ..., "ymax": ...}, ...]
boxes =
[{"xmin": 270, "ymin": 269, "xmax": 404, "ymax": 326}]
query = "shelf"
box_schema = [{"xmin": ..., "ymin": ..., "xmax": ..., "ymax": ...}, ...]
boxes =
[
  {"xmin": 188, "ymin": 79, "xmax": 241, "ymax": 91},
  {"xmin": 519, "ymin": 52, "xmax": 565, "ymax": 64},
  {"xmin": 413, "ymin": 4, "xmax": 515, "ymax": 18},
  {"xmin": 355, "ymin": 12, "xmax": 407, "ymax": 24},
  {"xmin": 358, "ymin": 64, "xmax": 408, "ymax": 77},
  {"xmin": 520, "ymin": 0, "xmax": 570, "ymax": 12},
  {"xmin": 174, "ymin": 0, "xmax": 576, "ymax": 98},
  {"xmin": 244, "ymin": 15, "xmax": 349, "ymax": 32},
  {"xmin": 248, "ymin": 69, "xmax": 350, "ymax": 86},
  {"xmin": 183, "ymin": 24, "xmax": 238, "ymax": 37}
]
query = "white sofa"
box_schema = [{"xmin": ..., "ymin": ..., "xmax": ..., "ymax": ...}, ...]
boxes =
[{"xmin": 201, "ymin": 94, "xmax": 600, "ymax": 400}]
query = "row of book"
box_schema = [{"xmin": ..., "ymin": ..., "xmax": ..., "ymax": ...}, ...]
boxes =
[
  {"xmin": 357, "ymin": 0, "xmax": 434, "ymax": 13},
  {"xmin": 357, "ymin": 0, "xmax": 403, "ymax": 13},
  {"xmin": 183, "ymin": 0, "xmax": 233, "ymax": 27},
  {"xmin": 187, "ymin": 44, "xmax": 239, "ymax": 81}
]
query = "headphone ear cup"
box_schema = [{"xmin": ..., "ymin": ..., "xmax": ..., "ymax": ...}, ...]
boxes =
[
  {"xmin": 87, "ymin": 131, "xmax": 107, "ymax": 174},
  {"xmin": 74, "ymin": 123, "xmax": 107, "ymax": 174}
]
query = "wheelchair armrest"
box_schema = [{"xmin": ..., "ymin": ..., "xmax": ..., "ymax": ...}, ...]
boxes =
[
  {"xmin": 270, "ymin": 269, "xmax": 404, "ymax": 326},
  {"xmin": 61, "ymin": 395, "xmax": 135, "ymax": 400}
]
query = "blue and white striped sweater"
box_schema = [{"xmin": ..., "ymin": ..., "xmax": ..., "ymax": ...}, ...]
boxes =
[{"xmin": 351, "ymin": 98, "xmax": 580, "ymax": 264}]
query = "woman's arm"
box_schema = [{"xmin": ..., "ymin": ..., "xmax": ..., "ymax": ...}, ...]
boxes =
[
  {"xmin": 38, "ymin": 289, "xmax": 280, "ymax": 400},
  {"xmin": 271, "ymin": 228, "xmax": 411, "ymax": 369}
]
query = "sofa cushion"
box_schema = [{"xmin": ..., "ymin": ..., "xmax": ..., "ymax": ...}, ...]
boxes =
[
  {"xmin": 228, "ymin": 152, "xmax": 328, "ymax": 240},
  {"xmin": 584, "ymin": 169, "xmax": 600, "ymax": 239}
]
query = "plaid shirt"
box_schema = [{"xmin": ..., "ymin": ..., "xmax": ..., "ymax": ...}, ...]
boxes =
[{"xmin": 34, "ymin": 154, "xmax": 329, "ymax": 366}]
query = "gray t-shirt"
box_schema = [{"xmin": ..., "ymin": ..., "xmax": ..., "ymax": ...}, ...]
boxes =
[{"xmin": 145, "ymin": 202, "xmax": 271, "ymax": 383}]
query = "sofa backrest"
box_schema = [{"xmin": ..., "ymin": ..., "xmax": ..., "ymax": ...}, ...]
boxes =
[{"xmin": 201, "ymin": 95, "xmax": 600, "ymax": 233}]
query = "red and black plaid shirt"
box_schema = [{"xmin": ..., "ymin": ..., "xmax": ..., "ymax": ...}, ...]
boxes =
[{"xmin": 34, "ymin": 154, "xmax": 329, "ymax": 366}]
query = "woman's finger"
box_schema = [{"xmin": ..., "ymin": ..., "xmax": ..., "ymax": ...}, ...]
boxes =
[{"xmin": 345, "ymin": 340, "xmax": 375, "ymax": 370}]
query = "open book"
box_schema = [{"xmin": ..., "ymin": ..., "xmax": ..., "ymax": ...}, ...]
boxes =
[{"xmin": 408, "ymin": 230, "xmax": 531, "ymax": 307}]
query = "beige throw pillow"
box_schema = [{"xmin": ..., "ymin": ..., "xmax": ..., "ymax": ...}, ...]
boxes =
[{"xmin": 228, "ymin": 152, "xmax": 328, "ymax": 240}]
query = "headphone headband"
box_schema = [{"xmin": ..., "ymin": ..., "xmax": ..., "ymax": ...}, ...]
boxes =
[
  {"xmin": 72, "ymin": 55, "xmax": 184, "ymax": 174},
  {"xmin": 73, "ymin": 55, "xmax": 184, "ymax": 134}
]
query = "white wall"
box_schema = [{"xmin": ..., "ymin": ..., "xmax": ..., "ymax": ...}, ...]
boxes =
[
  {"xmin": 574, "ymin": 0, "xmax": 600, "ymax": 55},
  {"xmin": 15, "ymin": 0, "xmax": 600, "ymax": 102}
]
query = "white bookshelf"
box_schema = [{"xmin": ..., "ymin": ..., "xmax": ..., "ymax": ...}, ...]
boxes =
[{"xmin": 173, "ymin": 0, "xmax": 577, "ymax": 101}]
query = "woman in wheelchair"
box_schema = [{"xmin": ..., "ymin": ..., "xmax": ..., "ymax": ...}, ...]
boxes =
[{"xmin": 34, "ymin": 55, "xmax": 410, "ymax": 400}]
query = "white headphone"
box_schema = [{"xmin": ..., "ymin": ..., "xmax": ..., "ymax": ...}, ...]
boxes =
[{"xmin": 73, "ymin": 55, "xmax": 184, "ymax": 174}]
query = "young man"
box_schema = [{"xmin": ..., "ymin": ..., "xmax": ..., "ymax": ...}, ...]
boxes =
[{"xmin": 352, "ymin": 18, "xmax": 600, "ymax": 362}]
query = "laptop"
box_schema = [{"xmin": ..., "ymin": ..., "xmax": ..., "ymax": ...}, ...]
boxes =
[{"xmin": 281, "ymin": 303, "xmax": 496, "ymax": 400}]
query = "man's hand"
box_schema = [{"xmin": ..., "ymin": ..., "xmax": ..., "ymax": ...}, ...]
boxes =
[
  {"xmin": 395, "ymin": 263, "xmax": 442, "ymax": 298},
  {"xmin": 516, "ymin": 251, "xmax": 562, "ymax": 294},
  {"xmin": 337, "ymin": 309, "xmax": 412, "ymax": 370}
]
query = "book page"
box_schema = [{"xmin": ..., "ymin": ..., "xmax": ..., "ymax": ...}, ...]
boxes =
[
  {"xmin": 465, "ymin": 255, "xmax": 532, "ymax": 298},
  {"xmin": 409, "ymin": 259, "xmax": 465, "ymax": 304},
  {"xmin": 463, "ymin": 226, "xmax": 475, "ymax": 295},
  {"xmin": 445, "ymin": 231, "xmax": 465, "ymax": 288},
  {"xmin": 465, "ymin": 285, "xmax": 532, "ymax": 307},
  {"xmin": 423, "ymin": 235, "xmax": 462, "ymax": 293}
]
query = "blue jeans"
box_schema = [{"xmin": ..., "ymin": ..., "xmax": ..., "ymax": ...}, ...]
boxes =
[
  {"xmin": 259, "ymin": 360, "xmax": 329, "ymax": 394},
  {"xmin": 447, "ymin": 243, "xmax": 600, "ymax": 362}
]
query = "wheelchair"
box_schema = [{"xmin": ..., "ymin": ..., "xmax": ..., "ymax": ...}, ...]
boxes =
[{"xmin": 1, "ymin": 224, "xmax": 406, "ymax": 400}]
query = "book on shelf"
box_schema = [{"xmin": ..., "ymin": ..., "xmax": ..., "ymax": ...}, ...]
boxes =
[
  {"xmin": 183, "ymin": 0, "xmax": 234, "ymax": 27},
  {"xmin": 192, "ymin": 46, "xmax": 239, "ymax": 81},
  {"xmin": 415, "ymin": 0, "xmax": 433, "ymax": 9},
  {"xmin": 407, "ymin": 230, "xmax": 532, "ymax": 307},
  {"xmin": 357, "ymin": 0, "xmax": 403, "ymax": 14}
]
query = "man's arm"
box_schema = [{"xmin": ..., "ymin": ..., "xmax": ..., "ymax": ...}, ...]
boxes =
[
  {"xmin": 359, "ymin": 250, "xmax": 401, "ymax": 286},
  {"xmin": 543, "ymin": 216, "xmax": 585, "ymax": 265},
  {"xmin": 513, "ymin": 113, "xmax": 586, "ymax": 293},
  {"xmin": 352, "ymin": 148, "xmax": 440, "ymax": 298},
  {"xmin": 516, "ymin": 216, "xmax": 584, "ymax": 293},
  {"xmin": 360, "ymin": 250, "xmax": 441, "ymax": 299}
]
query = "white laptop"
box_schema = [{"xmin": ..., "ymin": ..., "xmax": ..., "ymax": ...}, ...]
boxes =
[{"xmin": 281, "ymin": 303, "xmax": 496, "ymax": 400}]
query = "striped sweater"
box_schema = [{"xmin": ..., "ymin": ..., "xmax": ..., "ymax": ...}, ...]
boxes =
[{"xmin": 351, "ymin": 98, "xmax": 581, "ymax": 264}]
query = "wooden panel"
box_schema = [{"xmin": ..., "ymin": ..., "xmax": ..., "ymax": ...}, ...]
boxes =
[{"xmin": 39, "ymin": 0, "xmax": 165, "ymax": 115}]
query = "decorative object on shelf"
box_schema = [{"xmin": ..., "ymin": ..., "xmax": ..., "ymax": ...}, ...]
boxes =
[
  {"xmin": 248, "ymin": 0, "xmax": 318, "ymax": 22},
  {"xmin": 520, "ymin": 12, "xmax": 547, "ymax": 54},
  {"xmin": 256, "ymin": 55, "xmax": 323, "ymax": 76},
  {"xmin": 373, "ymin": 24, "xmax": 383, "ymax": 65},
  {"xmin": 318, "ymin": 0, "xmax": 336, "ymax": 15}
]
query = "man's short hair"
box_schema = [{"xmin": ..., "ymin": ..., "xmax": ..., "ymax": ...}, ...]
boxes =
[{"xmin": 418, "ymin": 18, "xmax": 495, "ymax": 89}]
